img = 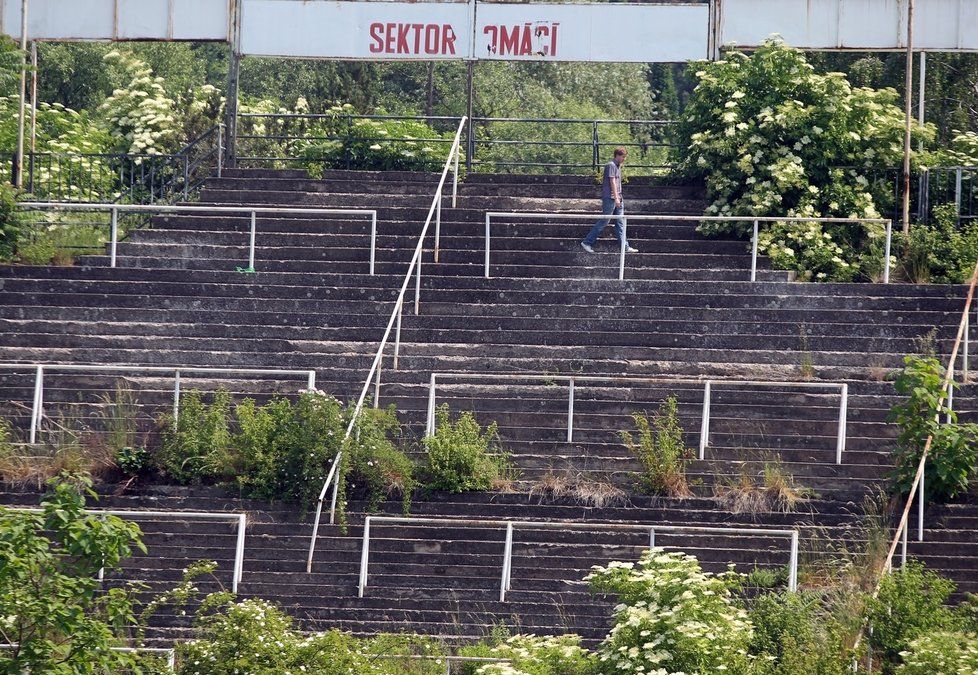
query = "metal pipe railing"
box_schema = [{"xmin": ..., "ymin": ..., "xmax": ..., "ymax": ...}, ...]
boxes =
[
  {"xmin": 484, "ymin": 212, "xmax": 892, "ymax": 283},
  {"xmin": 422, "ymin": 372, "xmax": 849, "ymax": 465},
  {"xmin": 306, "ymin": 117, "xmax": 468, "ymax": 574},
  {"xmin": 357, "ymin": 516, "xmax": 800, "ymax": 599},
  {"xmin": 16, "ymin": 202, "xmax": 378, "ymax": 273},
  {"xmin": 0, "ymin": 363, "xmax": 316, "ymax": 444},
  {"xmin": 3, "ymin": 507, "xmax": 246, "ymax": 594},
  {"xmin": 0, "ymin": 644, "xmax": 176, "ymax": 669}
]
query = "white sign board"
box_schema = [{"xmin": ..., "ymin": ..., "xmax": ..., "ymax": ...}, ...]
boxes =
[
  {"xmin": 241, "ymin": 0, "xmax": 471, "ymax": 60},
  {"xmin": 240, "ymin": 0, "xmax": 709, "ymax": 62},
  {"xmin": 474, "ymin": 3, "xmax": 709, "ymax": 62},
  {"xmin": 0, "ymin": 0, "xmax": 230, "ymax": 41},
  {"xmin": 720, "ymin": 0, "xmax": 978, "ymax": 51}
]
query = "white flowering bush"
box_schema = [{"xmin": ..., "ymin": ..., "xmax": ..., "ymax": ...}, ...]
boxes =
[
  {"xmin": 586, "ymin": 548, "xmax": 755, "ymax": 674},
  {"xmin": 896, "ymin": 631, "xmax": 978, "ymax": 674},
  {"xmin": 676, "ymin": 39, "xmax": 932, "ymax": 281},
  {"xmin": 100, "ymin": 50, "xmax": 178, "ymax": 156},
  {"xmin": 473, "ymin": 635, "xmax": 594, "ymax": 675}
]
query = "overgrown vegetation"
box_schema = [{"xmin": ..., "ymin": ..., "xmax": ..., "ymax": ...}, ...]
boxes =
[
  {"xmin": 898, "ymin": 203, "xmax": 978, "ymax": 284},
  {"xmin": 620, "ymin": 396, "xmax": 693, "ymax": 498},
  {"xmin": 423, "ymin": 404, "xmax": 513, "ymax": 494},
  {"xmin": 529, "ymin": 468, "xmax": 628, "ymax": 509},
  {"xmin": 713, "ymin": 461, "xmax": 811, "ymax": 514},
  {"xmin": 888, "ymin": 354, "xmax": 978, "ymax": 501}
]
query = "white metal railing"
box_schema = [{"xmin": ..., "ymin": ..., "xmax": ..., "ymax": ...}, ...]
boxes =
[
  {"xmin": 0, "ymin": 644, "xmax": 176, "ymax": 669},
  {"xmin": 2, "ymin": 507, "xmax": 246, "ymax": 593},
  {"xmin": 357, "ymin": 516, "xmax": 800, "ymax": 600},
  {"xmin": 423, "ymin": 372, "xmax": 849, "ymax": 464},
  {"xmin": 0, "ymin": 363, "xmax": 317, "ymax": 445},
  {"xmin": 306, "ymin": 116, "xmax": 468, "ymax": 573},
  {"xmin": 16, "ymin": 202, "xmax": 378, "ymax": 274},
  {"xmin": 484, "ymin": 212, "xmax": 893, "ymax": 283}
]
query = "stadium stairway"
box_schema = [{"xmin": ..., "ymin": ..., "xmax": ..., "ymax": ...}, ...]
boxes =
[{"xmin": 0, "ymin": 167, "xmax": 976, "ymax": 642}]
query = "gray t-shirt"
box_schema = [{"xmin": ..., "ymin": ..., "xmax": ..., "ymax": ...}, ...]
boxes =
[{"xmin": 602, "ymin": 161, "xmax": 621, "ymax": 200}]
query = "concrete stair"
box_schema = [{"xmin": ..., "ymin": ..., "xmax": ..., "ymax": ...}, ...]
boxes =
[{"xmin": 0, "ymin": 167, "xmax": 975, "ymax": 643}]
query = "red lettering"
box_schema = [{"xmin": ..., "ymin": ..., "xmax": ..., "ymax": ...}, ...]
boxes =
[
  {"xmin": 551, "ymin": 23, "xmax": 558, "ymax": 56},
  {"xmin": 411, "ymin": 24, "xmax": 423, "ymax": 53},
  {"xmin": 520, "ymin": 24, "xmax": 532, "ymax": 56},
  {"xmin": 395, "ymin": 23, "xmax": 408, "ymax": 53},
  {"xmin": 483, "ymin": 25, "xmax": 497, "ymax": 55},
  {"xmin": 443, "ymin": 25, "xmax": 456, "ymax": 55},
  {"xmin": 385, "ymin": 23, "xmax": 396, "ymax": 52},
  {"xmin": 369, "ymin": 23, "xmax": 384, "ymax": 53},
  {"xmin": 424, "ymin": 25, "xmax": 439, "ymax": 54},
  {"xmin": 500, "ymin": 25, "xmax": 520, "ymax": 55}
]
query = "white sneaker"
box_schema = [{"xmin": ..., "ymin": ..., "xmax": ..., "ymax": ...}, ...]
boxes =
[
  {"xmin": 626, "ymin": 245, "xmax": 638, "ymax": 253},
  {"xmin": 580, "ymin": 242, "xmax": 595, "ymax": 253}
]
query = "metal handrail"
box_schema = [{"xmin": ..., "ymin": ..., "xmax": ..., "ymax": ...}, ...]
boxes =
[
  {"xmin": 484, "ymin": 212, "xmax": 893, "ymax": 283},
  {"xmin": 305, "ymin": 116, "xmax": 468, "ymax": 573},
  {"xmin": 0, "ymin": 644, "xmax": 176, "ymax": 669},
  {"xmin": 356, "ymin": 516, "xmax": 800, "ymax": 600},
  {"xmin": 2, "ymin": 507, "xmax": 247, "ymax": 594},
  {"xmin": 15, "ymin": 202, "xmax": 378, "ymax": 272},
  {"xmin": 422, "ymin": 372, "xmax": 848, "ymax": 464},
  {"xmin": 0, "ymin": 362, "xmax": 317, "ymax": 445}
]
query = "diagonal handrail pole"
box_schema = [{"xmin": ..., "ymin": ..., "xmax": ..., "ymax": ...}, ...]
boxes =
[{"xmin": 306, "ymin": 117, "xmax": 468, "ymax": 572}]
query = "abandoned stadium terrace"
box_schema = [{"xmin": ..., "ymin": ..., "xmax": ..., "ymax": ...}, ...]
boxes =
[{"xmin": 1, "ymin": 119, "xmax": 977, "ymax": 653}]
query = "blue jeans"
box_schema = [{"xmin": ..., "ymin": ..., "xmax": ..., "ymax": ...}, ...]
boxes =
[{"xmin": 583, "ymin": 197, "xmax": 627, "ymax": 247}]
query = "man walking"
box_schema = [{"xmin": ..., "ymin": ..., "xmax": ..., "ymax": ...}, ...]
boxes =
[{"xmin": 581, "ymin": 147, "xmax": 637, "ymax": 254}]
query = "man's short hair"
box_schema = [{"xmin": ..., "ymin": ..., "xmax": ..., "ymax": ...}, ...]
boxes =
[{"xmin": 613, "ymin": 147, "xmax": 628, "ymax": 158}]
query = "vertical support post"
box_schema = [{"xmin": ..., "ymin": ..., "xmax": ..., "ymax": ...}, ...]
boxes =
[
  {"xmin": 484, "ymin": 213, "xmax": 491, "ymax": 279},
  {"xmin": 966, "ymin": 307, "xmax": 971, "ymax": 383},
  {"xmin": 698, "ymin": 380, "xmax": 712, "ymax": 460},
  {"xmin": 918, "ymin": 465, "xmax": 925, "ymax": 542},
  {"xmin": 357, "ymin": 517, "xmax": 371, "ymax": 598},
  {"xmin": 393, "ymin": 299, "xmax": 403, "ymax": 370},
  {"xmin": 29, "ymin": 365, "xmax": 43, "ymax": 444},
  {"xmin": 900, "ymin": 3, "xmax": 915, "ymax": 236},
  {"xmin": 618, "ymin": 215, "xmax": 627, "ymax": 282},
  {"xmin": 224, "ymin": 0, "xmax": 242, "ymax": 169},
  {"xmin": 946, "ymin": 371, "xmax": 954, "ymax": 424},
  {"xmin": 328, "ymin": 457, "xmax": 341, "ymax": 524},
  {"xmin": 14, "ymin": 0, "xmax": 28, "ymax": 188},
  {"xmin": 232, "ymin": 514, "xmax": 246, "ymax": 594},
  {"xmin": 918, "ymin": 51, "xmax": 926, "ymax": 150},
  {"xmin": 426, "ymin": 373, "xmax": 437, "ymax": 436},
  {"xmin": 956, "ymin": 167, "xmax": 964, "ymax": 220},
  {"xmin": 28, "ymin": 41, "xmax": 37, "ymax": 193},
  {"xmin": 750, "ymin": 219, "xmax": 759, "ymax": 282},
  {"xmin": 465, "ymin": 62, "xmax": 475, "ymax": 171},
  {"xmin": 592, "ymin": 121, "xmax": 599, "ymax": 171},
  {"xmin": 182, "ymin": 155, "xmax": 190, "ymax": 200},
  {"xmin": 97, "ymin": 513, "xmax": 107, "ymax": 582},
  {"xmin": 173, "ymin": 370, "xmax": 181, "ymax": 426},
  {"xmin": 883, "ymin": 220, "xmax": 892, "ymax": 284},
  {"xmin": 217, "ymin": 122, "xmax": 224, "ymax": 178},
  {"xmin": 373, "ymin": 360, "xmax": 382, "ymax": 408},
  {"xmin": 452, "ymin": 136, "xmax": 460, "ymax": 208},
  {"xmin": 788, "ymin": 530, "xmax": 799, "ymax": 592},
  {"xmin": 369, "ymin": 211, "xmax": 377, "ymax": 276},
  {"xmin": 414, "ymin": 251, "xmax": 422, "ymax": 315},
  {"xmin": 307, "ymin": 370, "xmax": 316, "ymax": 392},
  {"xmin": 434, "ymin": 194, "xmax": 442, "ymax": 263},
  {"xmin": 499, "ymin": 521, "xmax": 514, "ymax": 602},
  {"xmin": 649, "ymin": 528, "xmax": 656, "ymax": 549},
  {"xmin": 836, "ymin": 384, "xmax": 848, "ymax": 465},
  {"xmin": 901, "ymin": 519, "xmax": 908, "ymax": 568},
  {"xmin": 248, "ymin": 211, "xmax": 257, "ymax": 272},
  {"xmin": 566, "ymin": 378, "xmax": 575, "ymax": 443},
  {"xmin": 110, "ymin": 207, "xmax": 119, "ymax": 268}
]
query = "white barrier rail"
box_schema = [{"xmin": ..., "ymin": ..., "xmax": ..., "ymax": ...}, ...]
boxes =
[
  {"xmin": 1, "ymin": 507, "xmax": 247, "ymax": 594},
  {"xmin": 0, "ymin": 363, "xmax": 317, "ymax": 445},
  {"xmin": 357, "ymin": 516, "xmax": 800, "ymax": 600},
  {"xmin": 16, "ymin": 202, "xmax": 378, "ymax": 274},
  {"xmin": 0, "ymin": 644, "xmax": 176, "ymax": 669},
  {"xmin": 305, "ymin": 117, "xmax": 468, "ymax": 574},
  {"xmin": 484, "ymin": 212, "xmax": 893, "ymax": 283},
  {"xmin": 423, "ymin": 372, "xmax": 849, "ymax": 465}
]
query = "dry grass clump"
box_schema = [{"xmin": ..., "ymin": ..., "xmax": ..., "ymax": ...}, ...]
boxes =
[
  {"xmin": 530, "ymin": 468, "xmax": 627, "ymax": 509},
  {"xmin": 713, "ymin": 460, "xmax": 811, "ymax": 514}
]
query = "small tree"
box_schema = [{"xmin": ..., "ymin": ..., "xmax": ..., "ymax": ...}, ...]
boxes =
[{"xmin": 0, "ymin": 474, "xmax": 147, "ymax": 673}]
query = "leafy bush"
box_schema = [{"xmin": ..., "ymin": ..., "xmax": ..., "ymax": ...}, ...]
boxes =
[
  {"xmin": 620, "ymin": 396, "xmax": 693, "ymax": 497},
  {"xmin": 423, "ymin": 405, "xmax": 510, "ymax": 493},
  {"xmin": 899, "ymin": 204, "xmax": 978, "ymax": 284},
  {"xmin": 0, "ymin": 180, "xmax": 21, "ymax": 260},
  {"xmin": 748, "ymin": 591, "xmax": 853, "ymax": 675},
  {"xmin": 867, "ymin": 561, "xmax": 958, "ymax": 671},
  {"xmin": 158, "ymin": 389, "xmax": 234, "ymax": 485},
  {"xmin": 895, "ymin": 631, "xmax": 978, "ymax": 674},
  {"xmin": 586, "ymin": 548, "xmax": 754, "ymax": 674},
  {"xmin": 347, "ymin": 405, "xmax": 416, "ymax": 513},
  {"xmin": 474, "ymin": 635, "xmax": 594, "ymax": 675},
  {"xmin": 676, "ymin": 39, "xmax": 931, "ymax": 281},
  {"xmin": 100, "ymin": 50, "xmax": 178, "ymax": 156},
  {"xmin": 888, "ymin": 355, "xmax": 978, "ymax": 501}
]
